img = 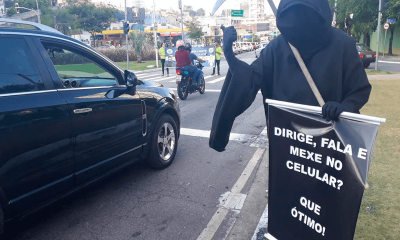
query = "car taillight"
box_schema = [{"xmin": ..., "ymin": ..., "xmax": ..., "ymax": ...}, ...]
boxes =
[
  {"xmin": 359, "ymin": 54, "xmax": 363, "ymax": 58},
  {"xmin": 176, "ymin": 69, "xmax": 181, "ymax": 75},
  {"xmin": 373, "ymin": 54, "xmax": 376, "ymax": 58}
]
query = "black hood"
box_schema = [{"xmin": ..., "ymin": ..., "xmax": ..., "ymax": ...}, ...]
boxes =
[{"xmin": 277, "ymin": 0, "xmax": 333, "ymax": 60}]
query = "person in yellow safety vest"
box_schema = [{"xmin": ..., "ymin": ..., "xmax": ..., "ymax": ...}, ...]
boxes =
[
  {"xmin": 212, "ymin": 42, "xmax": 223, "ymax": 76},
  {"xmin": 159, "ymin": 43, "xmax": 169, "ymax": 77}
]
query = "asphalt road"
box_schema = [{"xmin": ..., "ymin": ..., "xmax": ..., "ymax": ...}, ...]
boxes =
[{"xmin": 4, "ymin": 51, "xmax": 268, "ymax": 240}]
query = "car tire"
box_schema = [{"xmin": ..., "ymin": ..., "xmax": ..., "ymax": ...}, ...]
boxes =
[
  {"xmin": 177, "ymin": 84, "xmax": 188, "ymax": 100},
  {"xmin": 199, "ymin": 76, "xmax": 205, "ymax": 94},
  {"xmin": 364, "ymin": 63, "xmax": 370, "ymax": 68},
  {"xmin": 146, "ymin": 114, "xmax": 178, "ymax": 169}
]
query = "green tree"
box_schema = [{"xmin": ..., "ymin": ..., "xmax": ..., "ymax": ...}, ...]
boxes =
[
  {"xmin": 7, "ymin": 7, "xmax": 17, "ymax": 17},
  {"xmin": 196, "ymin": 8, "xmax": 205, "ymax": 16},
  {"xmin": 329, "ymin": 0, "xmax": 379, "ymax": 46},
  {"xmin": 384, "ymin": 0, "xmax": 400, "ymax": 55},
  {"xmin": 130, "ymin": 32, "xmax": 146, "ymax": 63},
  {"xmin": 185, "ymin": 20, "xmax": 203, "ymax": 40},
  {"xmin": 68, "ymin": 2, "xmax": 117, "ymax": 46},
  {"xmin": 14, "ymin": 0, "xmax": 51, "ymax": 14}
]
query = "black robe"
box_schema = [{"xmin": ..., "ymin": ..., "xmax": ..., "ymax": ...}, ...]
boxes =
[{"xmin": 209, "ymin": 0, "xmax": 372, "ymax": 152}]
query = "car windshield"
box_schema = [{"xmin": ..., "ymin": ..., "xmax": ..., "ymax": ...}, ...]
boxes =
[{"xmin": 357, "ymin": 45, "xmax": 372, "ymax": 51}]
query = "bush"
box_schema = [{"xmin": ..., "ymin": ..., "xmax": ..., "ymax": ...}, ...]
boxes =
[{"xmin": 98, "ymin": 42, "xmax": 156, "ymax": 62}]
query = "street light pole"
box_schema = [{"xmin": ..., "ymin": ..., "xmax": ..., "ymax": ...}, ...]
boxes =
[
  {"xmin": 35, "ymin": 0, "xmax": 41, "ymax": 24},
  {"xmin": 179, "ymin": 0, "xmax": 184, "ymax": 41},
  {"xmin": 125, "ymin": 0, "xmax": 129, "ymax": 69},
  {"xmin": 332, "ymin": 0, "xmax": 337, "ymax": 26},
  {"xmin": 153, "ymin": 0, "xmax": 158, "ymax": 68},
  {"xmin": 375, "ymin": 0, "xmax": 382, "ymax": 71}
]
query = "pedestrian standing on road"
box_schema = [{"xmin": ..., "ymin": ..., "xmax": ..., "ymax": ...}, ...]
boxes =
[
  {"xmin": 159, "ymin": 43, "xmax": 169, "ymax": 77},
  {"xmin": 212, "ymin": 42, "xmax": 223, "ymax": 76},
  {"xmin": 209, "ymin": 0, "xmax": 372, "ymax": 152}
]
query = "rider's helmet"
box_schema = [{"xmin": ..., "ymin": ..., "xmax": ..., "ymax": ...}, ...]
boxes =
[
  {"xmin": 184, "ymin": 43, "xmax": 192, "ymax": 52},
  {"xmin": 176, "ymin": 40, "xmax": 185, "ymax": 50}
]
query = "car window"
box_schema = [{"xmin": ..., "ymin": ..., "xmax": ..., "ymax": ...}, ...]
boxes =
[
  {"xmin": 41, "ymin": 42, "xmax": 118, "ymax": 89},
  {"xmin": 0, "ymin": 37, "xmax": 45, "ymax": 94},
  {"xmin": 357, "ymin": 45, "xmax": 372, "ymax": 51}
]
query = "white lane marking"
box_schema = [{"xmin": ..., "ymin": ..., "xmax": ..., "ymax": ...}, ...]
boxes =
[
  {"xmin": 197, "ymin": 148, "xmax": 265, "ymax": 240},
  {"xmin": 204, "ymin": 75, "xmax": 214, "ymax": 79},
  {"xmin": 378, "ymin": 60, "xmax": 400, "ymax": 64},
  {"xmin": 168, "ymin": 88, "xmax": 222, "ymax": 92},
  {"xmin": 180, "ymin": 128, "xmax": 268, "ymax": 147},
  {"xmin": 136, "ymin": 73, "xmax": 161, "ymax": 77},
  {"xmin": 208, "ymin": 76, "xmax": 225, "ymax": 84},
  {"xmin": 265, "ymin": 233, "xmax": 278, "ymax": 240},
  {"xmin": 168, "ymin": 88, "xmax": 263, "ymax": 93},
  {"xmin": 154, "ymin": 76, "xmax": 176, "ymax": 82},
  {"xmin": 251, "ymin": 204, "xmax": 269, "ymax": 240}
]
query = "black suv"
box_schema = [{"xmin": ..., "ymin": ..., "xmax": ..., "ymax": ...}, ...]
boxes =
[{"xmin": 0, "ymin": 19, "xmax": 180, "ymax": 232}]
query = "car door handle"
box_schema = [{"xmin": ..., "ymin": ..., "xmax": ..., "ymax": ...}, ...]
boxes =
[{"xmin": 73, "ymin": 108, "xmax": 92, "ymax": 114}]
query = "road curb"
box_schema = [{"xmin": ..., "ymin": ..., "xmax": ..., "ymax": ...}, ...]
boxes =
[{"xmin": 225, "ymin": 147, "xmax": 269, "ymax": 240}]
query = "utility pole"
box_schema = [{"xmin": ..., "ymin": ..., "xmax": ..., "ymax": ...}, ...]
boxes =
[
  {"xmin": 35, "ymin": 0, "xmax": 41, "ymax": 24},
  {"xmin": 153, "ymin": 0, "xmax": 158, "ymax": 68},
  {"xmin": 332, "ymin": 0, "xmax": 337, "ymax": 26},
  {"xmin": 375, "ymin": 0, "xmax": 382, "ymax": 70},
  {"xmin": 179, "ymin": 0, "xmax": 184, "ymax": 41},
  {"xmin": 125, "ymin": 0, "xmax": 129, "ymax": 70}
]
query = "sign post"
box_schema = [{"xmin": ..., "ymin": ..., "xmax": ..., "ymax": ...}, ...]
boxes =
[
  {"xmin": 383, "ymin": 22, "xmax": 390, "ymax": 58},
  {"xmin": 231, "ymin": 10, "xmax": 244, "ymax": 17}
]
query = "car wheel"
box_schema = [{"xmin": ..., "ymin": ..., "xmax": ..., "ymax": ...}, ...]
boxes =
[
  {"xmin": 146, "ymin": 114, "xmax": 178, "ymax": 169},
  {"xmin": 177, "ymin": 85, "xmax": 188, "ymax": 100},
  {"xmin": 364, "ymin": 63, "xmax": 370, "ymax": 68},
  {"xmin": 199, "ymin": 76, "xmax": 205, "ymax": 94}
]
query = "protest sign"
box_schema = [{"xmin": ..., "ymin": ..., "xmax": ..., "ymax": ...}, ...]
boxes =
[
  {"xmin": 165, "ymin": 46, "xmax": 216, "ymax": 68},
  {"xmin": 265, "ymin": 99, "xmax": 385, "ymax": 240}
]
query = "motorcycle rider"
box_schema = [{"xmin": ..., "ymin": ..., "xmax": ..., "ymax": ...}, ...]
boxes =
[
  {"xmin": 175, "ymin": 40, "xmax": 200, "ymax": 86},
  {"xmin": 185, "ymin": 43, "xmax": 204, "ymax": 87}
]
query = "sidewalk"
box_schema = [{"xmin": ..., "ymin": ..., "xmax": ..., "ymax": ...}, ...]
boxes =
[
  {"xmin": 225, "ymin": 148, "xmax": 269, "ymax": 240},
  {"xmin": 367, "ymin": 74, "xmax": 400, "ymax": 80}
]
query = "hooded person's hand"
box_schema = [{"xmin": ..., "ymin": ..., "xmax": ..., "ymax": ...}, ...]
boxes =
[
  {"xmin": 222, "ymin": 26, "xmax": 237, "ymax": 53},
  {"xmin": 221, "ymin": 26, "xmax": 238, "ymax": 70},
  {"xmin": 322, "ymin": 102, "xmax": 351, "ymax": 121}
]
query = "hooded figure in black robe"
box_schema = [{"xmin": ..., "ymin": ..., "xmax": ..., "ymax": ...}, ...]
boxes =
[{"xmin": 209, "ymin": 0, "xmax": 371, "ymax": 152}]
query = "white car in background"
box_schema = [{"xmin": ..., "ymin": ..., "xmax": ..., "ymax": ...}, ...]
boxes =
[
  {"xmin": 233, "ymin": 42, "xmax": 242, "ymax": 54},
  {"xmin": 255, "ymin": 42, "xmax": 269, "ymax": 58}
]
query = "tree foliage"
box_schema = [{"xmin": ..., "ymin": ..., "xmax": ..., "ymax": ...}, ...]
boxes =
[
  {"xmin": 383, "ymin": 0, "xmax": 400, "ymax": 55},
  {"xmin": 130, "ymin": 32, "xmax": 146, "ymax": 63},
  {"xmin": 6, "ymin": 8, "xmax": 17, "ymax": 17},
  {"xmin": 68, "ymin": 2, "xmax": 117, "ymax": 45},
  {"xmin": 185, "ymin": 20, "xmax": 203, "ymax": 40}
]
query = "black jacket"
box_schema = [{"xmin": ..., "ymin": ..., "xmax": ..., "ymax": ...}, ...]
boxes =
[{"xmin": 209, "ymin": 0, "xmax": 371, "ymax": 152}]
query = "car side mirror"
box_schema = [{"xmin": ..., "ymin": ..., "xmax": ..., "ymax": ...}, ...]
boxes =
[{"xmin": 124, "ymin": 70, "xmax": 137, "ymax": 88}]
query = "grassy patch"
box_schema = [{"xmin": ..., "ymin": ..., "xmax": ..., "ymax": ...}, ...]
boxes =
[
  {"xmin": 116, "ymin": 61, "xmax": 159, "ymax": 71},
  {"xmin": 354, "ymin": 80, "xmax": 400, "ymax": 239},
  {"xmin": 365, "ymin": 70, "xmax": 395, "ymax": 75}
]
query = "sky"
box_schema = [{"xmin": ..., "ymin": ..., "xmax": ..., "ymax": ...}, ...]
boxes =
[{"xmin": 92, "ymin": 0, "xmax": 281, "ymax": 16}]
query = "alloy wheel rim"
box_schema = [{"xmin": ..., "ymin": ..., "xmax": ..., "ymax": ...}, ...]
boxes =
[{"xmin": 157, "ymin": 122, "xmax": 175, "ymax": 161}]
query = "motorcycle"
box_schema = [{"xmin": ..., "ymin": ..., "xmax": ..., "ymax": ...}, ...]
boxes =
[{"xmin": 175, "ymin": 61, "xmax": 205, "ymax": 100}]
